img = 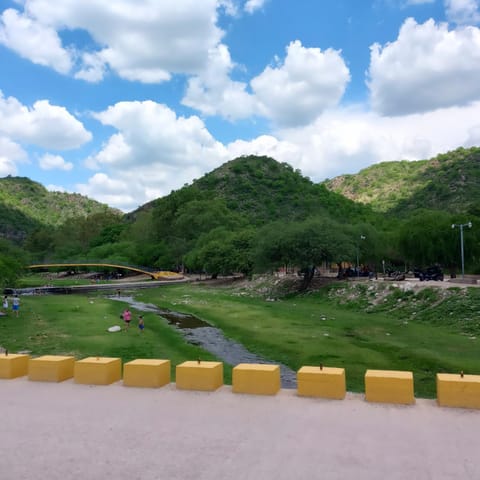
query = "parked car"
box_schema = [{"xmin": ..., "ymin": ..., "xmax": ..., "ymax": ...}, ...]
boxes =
[{"xmin": 414, "ymin": 265, "xmax": 444, "ymax": 281}]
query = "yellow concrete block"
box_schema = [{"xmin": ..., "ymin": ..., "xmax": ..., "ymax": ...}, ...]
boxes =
[
  {"xmin": 365, "ymin": 369, "xmax": 415, "ymax": 405},
  {"xmin": 29, "ymin": 355, "xmax": 75, "ymax": 382},
  {"xmin": 297, "ymin": 366, "xmax": 346, "ymax": 399},
  {"xmin": 232, "ymin": 363, "xmax": 280, "ymax": 395},
  {"xmin": 0, "ymin": 353, "xmax": 29, "ymax": 379},
  {"xmin": 74, "ymin": 357, "xmax": 121, "ymax": 385},
  {"xmin": 123, "ymin": 359, "xmax": 171, "ymax": 388},
  {"xmin": 437, "ymin": 373, "xmax": 480, "ymax": 409},
  {"xmin": 175, "ymin": 361, "xmax": 223, "ymax": 391}
]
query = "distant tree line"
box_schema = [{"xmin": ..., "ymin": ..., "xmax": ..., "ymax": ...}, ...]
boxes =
[
  {"xmin": 2, "ymin": 153, "xmax": 480, "ymax": 287},
  {"xmin": 5, "ymin": 195, "xmax": 479, "ymax": 289}
]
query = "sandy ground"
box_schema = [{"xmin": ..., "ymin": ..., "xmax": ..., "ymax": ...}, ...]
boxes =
[{"xmin": 1, "ymin": 379, "xmax": 480, "ymax": 480}]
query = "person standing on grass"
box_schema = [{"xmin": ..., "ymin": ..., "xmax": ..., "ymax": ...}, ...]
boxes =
[
  {"xmin": 2, "ymin": 295, "xmax": 8, "ymax": 314},
  {"xmin": 138, "ymin": 315, "xmax": 145, "ymax": 333},
  {"xmin": 12, "ymin": 295, "xmax": 20, "ymax": 317},
  {"xmin": 122, "ymin": 308, "xmax": 132, "ymax": 330}
]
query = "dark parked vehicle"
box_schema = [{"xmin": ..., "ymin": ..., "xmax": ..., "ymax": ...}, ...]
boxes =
[{"xmin": 414, "ymin": 265, "xmax": 444, "ymax": 281}]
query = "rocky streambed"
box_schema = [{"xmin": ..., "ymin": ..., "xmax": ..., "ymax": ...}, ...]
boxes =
[{"xmin": 111, "ymin": 296, "xmax": 297, "ymax": 388}]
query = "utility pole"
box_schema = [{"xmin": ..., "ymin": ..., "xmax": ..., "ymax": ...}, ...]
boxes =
[{"xmin": 451, "ymin": 221, "xmax": 472, "ymax": 279}]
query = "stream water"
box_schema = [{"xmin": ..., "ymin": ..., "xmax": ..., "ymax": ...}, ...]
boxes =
[{"xmin": 111, "ymin": 296, "xmax": 297, "ymax": 388}]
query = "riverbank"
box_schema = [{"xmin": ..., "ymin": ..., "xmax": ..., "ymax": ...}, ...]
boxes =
[
  {"xmin": 3, "ymin": 278, "xmax": 480, "ymax": 398},
  {"xmin": 111, "ymin": 295, "xmax": 297, "ymax": 388}
]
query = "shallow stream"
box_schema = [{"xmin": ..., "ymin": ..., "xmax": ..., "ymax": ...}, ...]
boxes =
[{"xmin": 111, "ymin": 296, "xmax": 297, "ymax": 388}]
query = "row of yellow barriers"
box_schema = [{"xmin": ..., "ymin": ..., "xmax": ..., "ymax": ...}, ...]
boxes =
[{"xmin": 1, "ymin": 353, "xmax": 479, "ymax": 409}]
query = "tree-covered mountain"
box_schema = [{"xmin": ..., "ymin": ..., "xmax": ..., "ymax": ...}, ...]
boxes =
[
  {"xmin": 324, "ymin": 147, "xmax": 480, "ymax": 216},
  {"xmin": 3, "ymin": 149, "xmax": 480, "ymax": 287},
  {"xmin": 0, "ymin": 176, "xmax": 120, "ymax": 240},
  {"xmin": 139, "ymin": 155, "xmax": 374, "ymax": 224},
  {"xmin": 125, "ymin": 151, "xmax": 480, "ymax": 277},
  {"xmin": 125, "ymin": 156, "xmax": 385, "ymax": 278},
  {"xmin": 196, "ymin": 156, "xmax": 374, "ymax": 223}
]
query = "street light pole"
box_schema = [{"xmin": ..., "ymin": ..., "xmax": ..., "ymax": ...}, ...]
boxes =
[
  {"xmin": 356, "ymin": 235, "xmax": 366, "ymax": 278},
  {"xmin": 452, "ymin": 221, "xmax": 472, "ymax": 279}
]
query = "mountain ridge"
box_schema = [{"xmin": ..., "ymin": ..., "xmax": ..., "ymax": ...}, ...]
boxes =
[
  {"xmin": 323, "ymin": 146, "xmax": 480, "ymax": 216},
  {"xmin": 3, "ymin": 145, "xmax": 479, "ymax": 244},
  {"xmin": 0, "ymin": 176, "xmax": 121, "ymax": 241}
]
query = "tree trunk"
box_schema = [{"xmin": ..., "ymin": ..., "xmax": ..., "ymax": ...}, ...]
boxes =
[{"xmin": 300, "ymin": 266, "xmax": 315, "ymax": 291}]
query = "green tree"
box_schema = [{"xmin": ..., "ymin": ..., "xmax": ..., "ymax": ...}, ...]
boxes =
[
  {"xmin": 398, "ymin": 210, "xmax": 458, "ymax": 269},
  {"xmin": 230, "ymin": 229, "xmax": 256, "ymax": 277},
  {"xmin": 185, "ymin": 227, "xmax": 256, "ymax": 278},
  {"xmin": 23, "ymin": 227, "xmax": 55, "ymax": 262},
  {"xmin": 0, "ymin": 239, "xmax": 25, "ymax": 287},
  {"xmin": 255, "ymin": 217, "xmax": 355, "ymax": 289},
  {"xmin": 53, "ymin": 211, "xmax": 123, "ymax": 260},
  {"xmin": 173, "ymin": 199, "xmax": 245, "ymax": 242}
]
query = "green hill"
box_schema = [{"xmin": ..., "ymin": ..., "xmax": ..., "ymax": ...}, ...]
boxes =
[
  {"xmin": 4, "ymin": 149, "xmax": 480, "ymax": 276},
  {"xmin": 145, "ymin": 155, "xmax": 373, "ymax": 225},
  {"xmin": 0, "ymin": 176, "xmax": 120, "ymax": 241},
  {"xmin": 324, "ymin": 147, "xmax": 480, "ymax": 216}
]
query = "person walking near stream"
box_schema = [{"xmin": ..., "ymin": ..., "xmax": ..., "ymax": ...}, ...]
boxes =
[
  {"xmin": 122, "ymin": 308, "xmax": 132, "ymax": 330},
  {"xmin": 2, "ymin": 295, "xmax": 8, "ymax": 315},
  {"xmin": 12, "ymin": 295, "xmax": 20, "ymax": 317}
]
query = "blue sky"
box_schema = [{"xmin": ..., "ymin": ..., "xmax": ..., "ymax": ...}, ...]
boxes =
[{"xmin": 1, "ymin": 0, "xmax": 480, "ymax": 211}]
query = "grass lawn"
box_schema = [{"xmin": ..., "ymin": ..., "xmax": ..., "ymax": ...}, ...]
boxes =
[
  {"xmin": 136, "ymin": 283, "xmax": 480, "ymax": 398},
  {"xmin": 1, "ymin": 281, "xmax": 479, "ymax": 398},
  {"xmin": 0, "ymin": 292, "xmax": 223, "ymax": 382}
]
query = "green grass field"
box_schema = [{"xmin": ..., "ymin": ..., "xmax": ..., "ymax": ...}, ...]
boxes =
[
  {"xmin": 0, "ymin": 291, "xmax": 222, "ymax": 381},
  {"xmin": 1, "ymin": 280, "xmax": 479, "ymax": 397},
  {"xmin": 136, "ymin": 283, "xmax": 480, "ymax": 398}
]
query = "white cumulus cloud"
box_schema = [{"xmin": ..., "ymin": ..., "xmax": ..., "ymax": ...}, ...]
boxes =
[
  {"xmin": 0, "ymin": 91, "xmax": 91, "ymax": 150},
  {"xmin": 78, "ymin": 97, "xmax": 480, "ymax": 211},
  {"xmin": 0, "ymin": 8, "xmax": 72, "ymax": 74},
  {"xmin": 445, "ymin": 0, "xmax": 480, "ymax": 25},
  {"xmin": 465, "ymin": 123, "xmax": 480, "ymax": 145},
  {"xmin": 182, "ymin": 44, "xmax": 257, "ymax": 120},
  {"xmin": 39, "ymin": 153, "xmax": 73, "ymax": 171},
  {"xmin": 76, "ymin": 173, "xmax": 138, "ymax": 210},
  {"xmin": 251, "ymin": 40, "xmax": 350, "ymax": 127},
  {"xmin": 244, "ymin": 0, "xmax": 268, "ymax": 14},
  {"xmin": 226, "ymin": 135, "xmax": 299, "ymax": 163},
  {"xmin": 368, "ymin": 18, "xmax": 480, "ymax": 116},
  {"xmin": 74, "ymin": 52, "xmax": 107, "ymax": 83},
  {"xmin": 90, "ymin": 100, "xmax": 227, "ymax": 168},
  {"xmin": 224, "ymin": 101, "xmax": 480, "ymax": 184},
  {"xmin": 0, "ymin": 136, "xmax": 27, "ymax": 176},
  {"xmin": 4, "ymin": 0, "xmax": 224, "ymax": 83},
  {"xmin": 81, "ymin": 100, "xmax": 229, "ymax": 211},
  {"xmin": 218, "ymin": 0, "xmax": 239, "ymax": 16}
]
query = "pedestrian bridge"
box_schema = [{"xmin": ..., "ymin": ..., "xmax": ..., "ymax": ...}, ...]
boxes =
[{"xmin": 27, "ymin": 262, "xmax": 182, "ymax": 280}]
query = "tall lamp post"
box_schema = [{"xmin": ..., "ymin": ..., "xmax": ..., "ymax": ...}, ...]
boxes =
[
  {"xmin": 451, "ymin": 221, "xmax": 472, "ymax": 279},
  {"xmin": 356, "ymin": 235, "xmax": 366, "ymax": 278}
]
